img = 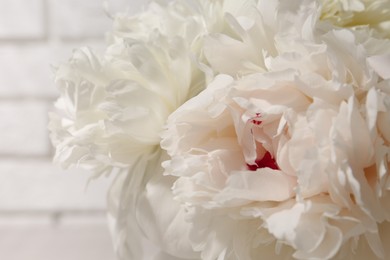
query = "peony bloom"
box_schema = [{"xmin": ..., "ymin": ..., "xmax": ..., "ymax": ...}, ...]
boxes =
[
  {"xmin": 48, "ymin": 0, "xmax": 262, "ymax": 176},
  {"xmin": 48, "ymin": 1, "xmax": 212, "ymax": 259},
  {"xmin": 49, "ymin": 40, "xmax": 202, "ymax": 260},
  {"xmin": 49, "ymin": 0, "xmax": 390, "ymax": 259},
  {"xmin": 162, "ymin": 0, "xmax": 390, "ymax": 259},
  {"xmin": 49, "ymin": 0, "xmax": 277, "ymax": 259},
  {"xmin": 49, "ymin": 23, "xmax": 204, "ymax": 176}
]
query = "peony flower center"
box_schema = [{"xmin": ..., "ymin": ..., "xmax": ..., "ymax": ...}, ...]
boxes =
[
  {"xmin": 246, "ymin": 113, "xmax": 279, "ymax": 171},
  {"xmin": 250, "ymin": 113, "xmax": 262, "ymax": 126},
  {"xmin": 247, "ymin": 151, "xmax": 279, "ymax": 171}
]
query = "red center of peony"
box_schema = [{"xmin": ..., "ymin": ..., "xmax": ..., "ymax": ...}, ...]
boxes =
[
  {"xmin": 250, "ymin": 113, "xmax": 262, "ymax": 126},
  {"xmin": 247, "ymin": 151, "xmax": 279, "ymax": 171}
]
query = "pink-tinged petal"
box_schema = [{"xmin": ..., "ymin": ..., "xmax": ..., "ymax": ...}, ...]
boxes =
[{"xmin": 378, "ymin": 111, "xmax": 390, "ymax": 143}]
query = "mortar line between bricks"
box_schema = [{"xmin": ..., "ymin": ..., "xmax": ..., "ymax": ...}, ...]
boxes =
[
  {"xmin": 0, "ymin": 210, "xmax": 107, "ymax": 226},
  {"xmin": 0, "ymin": 209, "xmax": 107, "ymax": 216},
  {"xmin": 0, "ymin": 38, "xmax": 48, "ymax": 45},
  {"xmin": 0, "ymin": 96, "xmax": 57, "ymax": 102},
  {"xmin": 0, "ymin": 154, "xmax": 53, "ymax": 160}
]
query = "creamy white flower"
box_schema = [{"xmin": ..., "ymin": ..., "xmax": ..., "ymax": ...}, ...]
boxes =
[
  {"xmin": 50, "ymin": 0, "xmax": 390, "ymax": 259},
  {"xmin": 49, "ymin": 34, "xmax": 198, "ymax": 174},
  {"xmin": 162, "ymin": 1, "xmax": 390, "ymax": 259},
  {"xmin": 49, "ymin": 0, "xmax": 271, "ymax": 259},
  {"xmin": 48, "ymin": 1, "xmax": 213, "ymax": 259},
  {"xmin": 49, "ymin": 38, "xmax": 204, "ymax": 260},
  {"xmin": 49, "ymin": 0, "xmax": 272, "ymax": 176}
]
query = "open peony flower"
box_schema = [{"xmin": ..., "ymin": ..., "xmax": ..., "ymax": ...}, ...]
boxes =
[
  {"xmin": 163, "ymin": 72, "xmax": 390, "ymax": 259},
  {"xmin": 49, "ymin": 34, "xmax": 202, "ymax": 176},
  {"xmin": 48, "ymin": 0, "xmax": 266, "ymax": 176},
  {"xmin": 50, "ymin": 0, "xmax": 390, "ymax": 259},
  {"xmin": 49, "ymin": 0, "xmax": 284, "ymax": 259},
  {"xmin": 48, "ymin": 1, "xmax": 214, "ymax": 259},
  {"xmin": 162, "ymin": 0, "xmax": 390, "ymax": 259},
  {"xmin": 49, "ymin": 38, "xmax": 204, "ymax": 260}
]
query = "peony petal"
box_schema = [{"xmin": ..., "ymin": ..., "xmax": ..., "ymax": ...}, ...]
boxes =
[
  {"xmin": 367, "ymin": 54, "xmax": 390, "ymax": 79},
  {"xmin": 203, "ymin": 34, "xmax": 257, "ymax": 75},
  {"xmin": 215, "ymin": 169, "xmax": 296, "ymax": 205},
  {"xmin": 266, "ymin": 203, "xmax": 305, "ymax": 244},
  {"xmin": 294, "ymin": 223, "xmax": 342, "ymax": 259}
]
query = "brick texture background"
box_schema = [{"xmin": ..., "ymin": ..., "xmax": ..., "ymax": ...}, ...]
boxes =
[{"xmin": 0, "ymin": 1, "xmax": 144, "ymax": 259}]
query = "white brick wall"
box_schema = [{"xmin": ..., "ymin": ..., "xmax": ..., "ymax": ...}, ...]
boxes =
[
  {"xmin": 0, "ymin": 101, "xmax": 49, "ymax": 155},
  {"xmin": 0, "ymin": 160, "xmax": 114, "ymax": 210},
  {"xmin": 0, "ymin": 0, "xmax": 145, "ymax": 259},
  {"xmin": 0, "ymin": 0, "xmax": 45, "ymax": 39}
]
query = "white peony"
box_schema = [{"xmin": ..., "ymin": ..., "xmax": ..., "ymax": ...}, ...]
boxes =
[
  {"xmin": 49, "ymin": 0, "xmax": 390, "ymax": 259},
  {"xmin": 49, "ymin": 14, "xmax": 208, "ymax": 174},
  {"xmin": 162, "ymin": 0, "xmax": 390, "ymax": 259},
  {"xmin": 49, "ymin": 0, "xmax": 273, "ymax": 259},
  {"xmin": 49, "ymin": 41, "xmax": 201, "ymax": 260},
  {"xmin": 48, "ymin": 0, "xmax": 259, "ymax": 176},
  {"xmin": 49, "ymin": 1, "xmax": 211, "ymax": 259}
]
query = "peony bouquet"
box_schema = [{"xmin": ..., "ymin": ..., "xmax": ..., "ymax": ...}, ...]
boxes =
[{"xmin": 49, "ymin": 0, "xmax": 390, "ymax": 259}]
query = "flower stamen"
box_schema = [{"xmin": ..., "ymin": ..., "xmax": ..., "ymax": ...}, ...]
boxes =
[
  {"xmin": 247, "ymin": 151, "xmax": 279, "ymax": 171},
  {"xmin": 250, "ymin": 113, "xmax": 262, "ymax": 126}
]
